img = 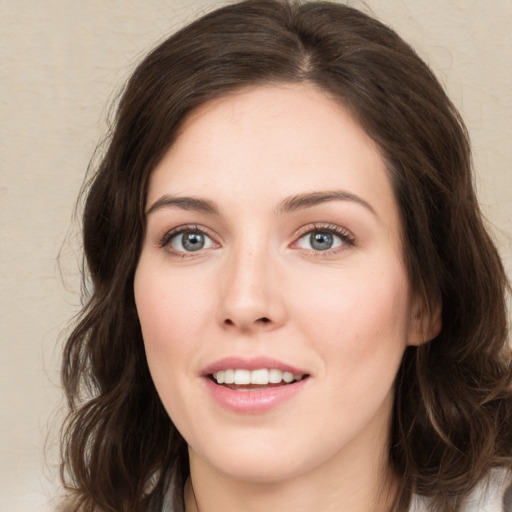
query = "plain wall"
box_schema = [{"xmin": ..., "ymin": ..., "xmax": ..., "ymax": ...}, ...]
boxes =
[{"xmin": 1, "ymin": 1, "xmax": 510, "ymax": 510}]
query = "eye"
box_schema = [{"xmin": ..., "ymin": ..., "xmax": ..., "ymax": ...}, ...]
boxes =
[
  {"xmin": 160, "ymin": 226, "xmax": 216, "ymax": 254},
  {"xmin": 298, "ymin": 231, "xmax": 342, "ymax": 251},
  {"xmin": 295, "ymin": 225, "xmax": 354, "ymax": 252}
]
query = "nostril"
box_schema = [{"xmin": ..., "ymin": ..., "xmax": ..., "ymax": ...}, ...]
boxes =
[{"xmin": 222, "ymin": 317, "xmax": 271, "ymax": 328}]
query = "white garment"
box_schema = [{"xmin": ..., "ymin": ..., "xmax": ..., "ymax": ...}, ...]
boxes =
[{"xmin": 409, "ymin": 469, "xmax": 512, "ymax": 512}]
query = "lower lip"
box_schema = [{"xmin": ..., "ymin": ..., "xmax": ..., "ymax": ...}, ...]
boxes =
[{"xmin": 203, "ymin": 377, "xmax": 308, "ymax": 414}]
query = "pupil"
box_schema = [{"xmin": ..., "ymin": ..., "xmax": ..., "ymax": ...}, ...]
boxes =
[
  {"xmin": 310, "ymin": 232, "xmax": 333, "ymax": 251},
  {"xmin": 183, "ymin": 232, "xmax": 205, "ymax": 251}
]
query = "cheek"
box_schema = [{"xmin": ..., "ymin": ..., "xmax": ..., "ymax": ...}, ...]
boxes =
[
  {"xmin": 133, "ymin": 263, "xmax": 205, "ymax": 418},
  {"xmin": 293, "ymin": 261, "xmax": 411, "ymax": 373},
  {"xmin": 134, "ymin": 263, "xmax": 213, "ymax": 352},
  {"xmin": 134, "ymin": 261, "xmax": 211, "ymax": 423}
]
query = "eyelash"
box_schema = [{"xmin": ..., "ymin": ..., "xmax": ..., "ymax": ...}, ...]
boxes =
[
  {"xmin": 157, "ymin": 222, "xmax": 355, "ymax": 257},
  {"xmin": 294, "ymin": 223, "xmax": 356, "ymax": 254},
  {"xmin": 158, "ymin": 224, "xmax": 218, "ymax": 257}
]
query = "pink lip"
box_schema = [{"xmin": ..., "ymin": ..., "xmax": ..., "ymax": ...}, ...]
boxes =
[
  {"xmin": 200, "ymin": 356, "xmax": 310, "ymax": 414},
  {"xmin": 203, "ymin": 376, "xmax": 308, "ymax": 414}
]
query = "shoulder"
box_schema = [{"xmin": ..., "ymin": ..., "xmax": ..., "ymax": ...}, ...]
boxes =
[{"xmin": 410, "ymin": 469, "xmax": 512, "ymax": 512}]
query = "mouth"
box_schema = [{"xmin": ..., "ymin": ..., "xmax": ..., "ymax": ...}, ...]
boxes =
[
  {"xmin": 201, "ymin": 357, "xmax": 310, "ymax": 413},
  {"xmin": 209, "ymin": 368, "xmax": 309, "ymax": 390}
]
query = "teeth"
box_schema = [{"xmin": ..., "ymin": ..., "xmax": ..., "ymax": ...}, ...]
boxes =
[
  {"xmin": 224, "ymin": 369, "xmax": 235, "ymax": 384},
  {"xmin": 283, "ymin": 372, "xmax": 294, "ymax": 383},
  {"xmin": 251, "ymin": 369, "xmax": 269, "ymax": 384},
  {"xmin": 212, "ymin": 368, "xmax": 305, "ymax": 385},
  {"xmin": 269, "ymin": 368, "xmax": 282, "ymax": 383},
  {"xmin": 234, "ymin": 369, "xmax": 251, "ymax": 385}
]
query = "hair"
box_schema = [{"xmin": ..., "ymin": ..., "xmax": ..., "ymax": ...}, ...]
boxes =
[{"xmin": 60, "ymin": 1, "xmax": 512, "ymax": 511}]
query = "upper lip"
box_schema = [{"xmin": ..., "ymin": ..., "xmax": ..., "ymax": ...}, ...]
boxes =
[{"xmin": 201, "ymin": 356, "xmax": 309, "ymax": 377}]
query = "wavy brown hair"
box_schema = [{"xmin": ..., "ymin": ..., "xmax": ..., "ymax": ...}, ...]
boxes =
[{"xmin": 60, "ymin": 1, "xmax": 512, "ymax": 511}]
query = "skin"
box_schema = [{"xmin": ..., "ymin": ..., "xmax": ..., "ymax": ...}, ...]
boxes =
[{"xmin": 134, "ymin": 83, "xmax": 438, "ymax": 512}]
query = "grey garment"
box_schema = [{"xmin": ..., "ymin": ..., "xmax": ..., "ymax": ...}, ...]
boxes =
[
  {"xmin": 410, "ymin": 469, "xmax": 512, "ymax": 512},
  {"xmin": 503, "ymin": 481, "xmax": 512, "ymax": 512},
  {"xmin": 162, "ymin": 487, "xmax": 175, "ymax": 512}
]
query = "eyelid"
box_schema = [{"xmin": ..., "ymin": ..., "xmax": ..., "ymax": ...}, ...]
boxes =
[
  {"xmin": 294, "ymin": 222, "xmax": 354, "ymax": 240},
  {"xmin": 291, "ymin": 223, "xmax": 356, "ymax": 252},
  {"xmin": 158, "ymin": 224, "xmax": 220, "ymax": 253},
  {"xmin": 156, "ymin": 222, "xmax": 354, "ymax": 256}
]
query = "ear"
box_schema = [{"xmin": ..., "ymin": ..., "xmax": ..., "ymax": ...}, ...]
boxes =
[{"xmin": 407, "ymin": 295, "xmax": 442, "ymax": 347}]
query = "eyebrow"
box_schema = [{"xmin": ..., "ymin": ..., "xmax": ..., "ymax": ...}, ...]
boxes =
[
  {"xmin": 146, "ymin": 189, "xmax": 376, "ymax": 217},
  {"xmin": 146, "ymin": 195, "xmax": 219, "ymax": 215},
  {"xmin": 277, "ymin": 190, "xmax": 377, "ymax": 216}
]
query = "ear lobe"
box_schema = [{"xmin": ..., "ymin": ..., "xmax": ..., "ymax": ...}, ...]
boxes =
[{"xmin": 407, "ymin": 299, "xmax": 442, "ymax": 347}]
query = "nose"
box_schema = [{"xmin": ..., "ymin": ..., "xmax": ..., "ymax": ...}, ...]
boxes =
[{"xmin": 216, "ymin": 244, "xmax": 286, "ymax": 333}]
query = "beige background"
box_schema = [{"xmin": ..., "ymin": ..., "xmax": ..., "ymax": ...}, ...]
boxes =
[{"xmin": 1, "ymin": 1, "xmax": 511, "ymax": 510}]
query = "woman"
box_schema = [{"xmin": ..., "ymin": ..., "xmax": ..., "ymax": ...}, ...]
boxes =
[{"xmin": 60, "ymin": 1, "xmax": 512, "ymax": 511}]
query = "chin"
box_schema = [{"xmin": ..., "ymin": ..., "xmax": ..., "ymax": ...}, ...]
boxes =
[
  {"xmin": 188, "ymin": 429, "xmax": 329, "ymax": 485},
  {"xmin": 211, "ymin": 455, "xmax": 309, "ymax": 484}
]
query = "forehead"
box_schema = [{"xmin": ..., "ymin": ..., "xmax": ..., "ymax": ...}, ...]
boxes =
[{"xmin": 147, "ymin": 83, "xmax": 398, "ymax": 227}]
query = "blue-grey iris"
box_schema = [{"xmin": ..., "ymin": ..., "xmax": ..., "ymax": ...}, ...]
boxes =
[
  {"xmin": 182, "ymin": 232, "xmax": 205, "ymax": 251},
  {"xmin": 310, "ymin": 232, "xmax": 333, "ymax": 251}
]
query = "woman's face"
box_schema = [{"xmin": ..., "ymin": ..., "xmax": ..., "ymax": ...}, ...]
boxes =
[{"xmin": 134, "ymin": 84, "xmax": 427, "ymax": 483}]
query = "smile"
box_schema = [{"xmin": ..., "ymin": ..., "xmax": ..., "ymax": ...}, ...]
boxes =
[
  {"xmin": 202, "ymin": 357, "xmax": 310, "ymax": 413},
  {"xmin": 212, "ymin": 368, "xmax": 305, "ymax": 386}
]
